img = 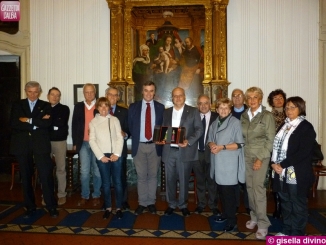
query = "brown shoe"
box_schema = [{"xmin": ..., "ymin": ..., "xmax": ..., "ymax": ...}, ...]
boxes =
[
  {"xmin": 58, "ymin": 197, "xmax": 66, "ymax": 205},
  {"xmin": 77, "ymin": 198, "xmax": 88, "ymax": 206},
  {"xmin": 92, "ymin": 197, "xmax": 100, "ymax": 206}
]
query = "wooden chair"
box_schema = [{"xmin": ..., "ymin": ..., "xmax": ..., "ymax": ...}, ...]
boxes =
[
  {"xmin": 10, "ymin": 162, "xmax": 37, "ymax": 190},
  {"xmin": 312, "ymin": 160, "xmax": 326, "ymax": 198}
]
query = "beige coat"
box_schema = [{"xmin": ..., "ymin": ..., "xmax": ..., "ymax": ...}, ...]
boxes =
[{"xmin": 89, "ymin": 114, "xmax": 123, "ymax": 160}]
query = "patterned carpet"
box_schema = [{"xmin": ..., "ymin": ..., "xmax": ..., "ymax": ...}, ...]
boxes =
[{"xmin": 0, "ymin": 202, "xmax": 325, "ymax": 239}]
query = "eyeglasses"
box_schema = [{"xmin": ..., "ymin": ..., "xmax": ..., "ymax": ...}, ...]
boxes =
[
  {"xmin": 232, "ymin": 94, "xmax": 242, "ymax": 98},
  {"xmin": 107, "ymin": 93, "xmax": 118, "ymax": 97},
  {"xmin": 273, "ymin": 97, "xmax": 284, "ymax": 101},
  {"xmin": 198, "ymin": 102, "xmax": 209, "ymax": 106},
  {"xmin": 285, "ymin": 106, "xmax": 297, "ymax": 111}
]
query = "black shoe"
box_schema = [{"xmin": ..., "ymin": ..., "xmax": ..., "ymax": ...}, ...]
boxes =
[
  {"xmin": 147, "ymin": 204, "xmax": 157, "ymax": 214},
  {"xmin": 116, "ymin": 210, "xmax": 123, "ymax": 219},
  {"xmin": 211, "ymin": 208, "xmax": 221, "ymax": 216},
  {"xmin": 194, "ymin": 206, "xmax": 204, "ymax": 214},
  {"xmin": 122, "ymin": 202, "xmax": 130, "ymax": 211},
  {"xmin": 181, "ymin": 208, "xmax": 190, "ymax": 217},
  {"xmin": 164, "ymin": 207, "xmax": 175, "ymax": 216},
  {"xmin": 23, "ymin": 208, "xmax": 36, "ymax": 218},
  {"xmin": 224, "ymin": 224, "xmax": 237, "ymax": 232},
  {"xmin": 214, "ymin": 214, "xmax": 227, "ymax": 223},
  {"xmin": 49, "ymin": 208, "xmax": 58, "ymax": 218},
  {"xmin": 103, "ymin": 210, "xmax": 111, "ymax": 219},
  {"xmin": 134, "ymin": 205, "xmax": 146, "ymax": 215}
]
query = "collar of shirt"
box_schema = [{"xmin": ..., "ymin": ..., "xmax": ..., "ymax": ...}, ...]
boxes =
[
  {"xmin": 142, "ymin": 99, "xmax": 154, "ymax": 107},
  {"xmin": 51, "ymin": 103, "xmax": 59, "ymax": 107},
  {"xmin": 200, "ymin": 110, "xmax": 211, "ymax": 120},
  {"xmin": 111, "ymin": 104, "xmax": 116, "ymax": 113},
  {"xmin": 234, "ymin": 105, "xmax": 245, "ymax": 112},
  {"xmin": 248, "ymin": 105, "xmax": 262, "ymax": 120},
  {"xmin": 84, "ymin": 99, "xmax": 96, "ymax": 110},
  {"xmin": 28, "ymin": 99, "xmax": 38, "ymax": 104}
]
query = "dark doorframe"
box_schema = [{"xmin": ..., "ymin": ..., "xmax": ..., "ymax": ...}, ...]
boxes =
[{"xmin": 0, "ymin": 55, "xmax": 20, "ymax": 173}]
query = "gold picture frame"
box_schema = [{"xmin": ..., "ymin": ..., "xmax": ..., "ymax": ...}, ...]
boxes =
[{"xmin": 106, "ymin": 0, "xmax": 229, "ymax": 107}]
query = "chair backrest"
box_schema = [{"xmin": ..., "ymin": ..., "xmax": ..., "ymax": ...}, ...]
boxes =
[{"xmin": 313, "ymin": 141, "xmax": 324, "ymax": 165}]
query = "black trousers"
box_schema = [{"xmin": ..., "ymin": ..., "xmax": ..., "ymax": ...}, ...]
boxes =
[
  {"xmin": 217, "ymin": 184, "xmax": 238, "ymax": 226},
  {"xmin": 16, "ymin": 150, "xmax": 56, "ymax": 210},
  {"xmin": 235, "ymin": 182, "xmax": 250, "ymax": 209},
  {"xmin": 279, "ymin": 184, "xmax": 308, "ymax": 235},
  {"xmin": 193, "ymin": 151, "xmax": 218, "ymax": 209}
]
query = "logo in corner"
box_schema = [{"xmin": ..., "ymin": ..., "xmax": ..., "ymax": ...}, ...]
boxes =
[{"xmin": 0, "ymin": 1, "xmax": 20, "ymax": 22}]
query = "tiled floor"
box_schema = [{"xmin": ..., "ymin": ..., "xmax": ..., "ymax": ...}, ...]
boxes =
[{"xmin": 0, "ymin": 176, "xmax": 325, "ymax": 245}]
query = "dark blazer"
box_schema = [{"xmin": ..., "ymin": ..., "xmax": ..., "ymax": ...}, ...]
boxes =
[
  {"xmin": 10, "ymin": 99, "xmax": 52, "ymax": 155},
  {"xmin": 49, "ymin": 103, "xmax": 70, "ymax": 141},
  {"xmin": 272, "ymin": 120, "xmax": 316, "ymax": 195},
  {"xmin": 204, "ymin": 111, "xmax": 218, "ymax": 162},
  {"xmin": 72, "ymin": 102, "xmax": 96, "ymax": 152},
  {"xmin": 162, "ymin": 104, "xmax": 203, "ymax": 163},
  {"xmin": 114, "ymin": 105, "xmax": 130, "ymax": 157},
  {"xmin": 128, "ymin": 100, "xmax": 164, "ymax": 157}
]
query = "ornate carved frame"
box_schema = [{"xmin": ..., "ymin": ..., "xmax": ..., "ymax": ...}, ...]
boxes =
[{"xmin": 106, "ymin": 0, "xmax": 229, "ymax": 106}]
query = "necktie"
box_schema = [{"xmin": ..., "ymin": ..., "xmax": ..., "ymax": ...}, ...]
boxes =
[
  {"xmin": 199, "ymin": 115, "xmax": 206, "ymax": 151},
  {"xmin": 30, "ymin": 101, "xmax": 35, "ymax": 112},
  {"xmin": 109, "ymin": 107, "xmax": 114, "ymax": 116},
  {"xmin": 145, "ymin": 103, "xmax": 152, "ymax": 140}
]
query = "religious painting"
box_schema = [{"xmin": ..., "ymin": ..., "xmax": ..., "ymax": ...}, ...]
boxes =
[
  {"xmin": 107, "ymin": 0, "xmax": 229, "ymax": 108},
  {"xmin": 131, "ymin": 7, "xmax": 206, "ymax": 107}
]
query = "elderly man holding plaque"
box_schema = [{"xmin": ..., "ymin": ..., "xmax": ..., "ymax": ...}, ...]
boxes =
[{"xmin": 160, "ymin": 87, "xmax": 203, "ymax": 217}]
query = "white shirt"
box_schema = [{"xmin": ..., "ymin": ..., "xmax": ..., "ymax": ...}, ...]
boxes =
[
  {"xmin": 171, "ymin": 105, "xmax": 184, "ymax": 147},
  {"xmin": 248, "ymin": 105, "xmax": 262, "ymax": 121},
  {"xmin": 199, "ymin": 111, "xmax": 211, "ymax": 149}
]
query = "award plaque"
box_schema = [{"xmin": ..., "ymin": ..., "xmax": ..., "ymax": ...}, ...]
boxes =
[{"xmin": 153, "ymin": 125, "xmax": 186, "ymax": 144}]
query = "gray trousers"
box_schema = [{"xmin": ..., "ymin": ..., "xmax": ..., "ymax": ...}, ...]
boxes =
[
  {"xmin": 133, "ymin": 143, "xmax": 160, "ymax": 207},
  {"xmin": 245, "ymin": 156, "xmax": 271, "ymax": 229},
  {"xmin": 165, "ymin": 148, "xmax": 194, "ymax": 209},
  {"xmin": 51, "ymin": 140, "xmax": 67, "ymax": 198},
  {"xmin": 193, "ymin": 151, "xmax": 218, "ymax": 209}
]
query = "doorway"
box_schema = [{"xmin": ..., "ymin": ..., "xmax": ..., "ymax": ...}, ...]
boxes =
[{"xmin": 0, "ymin": 55, "xmax": 20, "ymax": 173}]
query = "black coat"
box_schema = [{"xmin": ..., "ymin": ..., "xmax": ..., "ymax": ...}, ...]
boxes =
[
  {"xmin": 272, "ymin": 120, "xmax": 316, "ymax": 195},
  {"xmin": 72, "ymin": 102, "xmax": 96, "ymax": 152},
  {"xmin": 113, "ymin": 105, "xmax": 130, "ymax": 157},
  {"xmin": 49, "ymin": 103, "xmax": 70, "ymax": 141},
  {"xmin": 10, "ymin": 99, "xmax": 52, "ymax": 155}
]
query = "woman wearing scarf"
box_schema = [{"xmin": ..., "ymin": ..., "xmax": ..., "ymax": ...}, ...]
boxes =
[
  {"xmin": 271, "ymin": 96, "xmax": 316, "ymax": 236},
  {"xmin": 208, "ymin": 98, "xmax": 245, "ymax": 232},
  {"xmin": 267, "ymin": 89, "xmax": 287, "ymax": 219}
]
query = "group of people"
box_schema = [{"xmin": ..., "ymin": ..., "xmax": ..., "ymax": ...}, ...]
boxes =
[
  {"xmin": 10, "ymin": 81, "xmax": 316, "ymax": 239},
  {"xmin": 206, "ymin": 87, "xmax": 315, "ymax": 239}
]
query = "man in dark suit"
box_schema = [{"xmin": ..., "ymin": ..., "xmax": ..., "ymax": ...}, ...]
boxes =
[
  {"xmin": 105, "ymin": 86, "xmax": 130, "ymax": 210},
  {"xmin": 128, "ymin": 81, "xmax": 164, "ymax": 215},
  {"xmin": 72, "ymin": 83, "xmax": 101, "ymax": 206},
  {"xmin": 193, "ymin": 94, "xmax": 219, "ymax": 215},
  {"xmin": 10, "ymin": 81, "xmax": 58, "ymax": 218},
  {"xmin": 162, "ymin": 87, "xmax": 203, "ymax": 217}
]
